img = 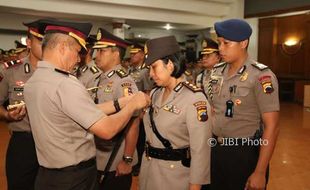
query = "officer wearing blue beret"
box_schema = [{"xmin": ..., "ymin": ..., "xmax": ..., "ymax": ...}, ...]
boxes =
[{"xmin": 208, "ymin": 19, "xmax": 280, "ymax": 190}]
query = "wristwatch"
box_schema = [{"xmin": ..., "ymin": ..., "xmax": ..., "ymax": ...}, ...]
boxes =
[{"xmin": 122, "ymin": 155, "xmax": 133, "ymax": 164}]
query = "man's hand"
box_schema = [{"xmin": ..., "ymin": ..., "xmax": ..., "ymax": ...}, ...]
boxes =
[
  {"xmin": 129, "ymin": 91, "xmax": 151, "ymax": 110},
  {"xmin": 6, "ymin": 105, "xmax": 27, "ymax": 121},
  {"xmin": 244, "ymin": 171, "xmax": 266, "ymax": 190},
  {"xmin": 115, "ymin": 160, "xmax": 132, "ymax": 176}
]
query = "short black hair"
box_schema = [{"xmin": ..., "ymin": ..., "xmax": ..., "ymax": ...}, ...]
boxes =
[
  {"xmin": 111, "ymin": 46, "xmax": 125, "ymax": 60},
  {"xmin": 161, "ymin": 52, "xmax": 186, "ymax": 78}
]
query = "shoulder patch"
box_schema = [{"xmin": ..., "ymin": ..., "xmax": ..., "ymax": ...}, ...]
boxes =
[
  {"xmin": 213, "ymin": 62, "xmax": 226, "ymax": 68},
  {"xmin": 3, "ymin": 59, "xmax": 23, "ymax": 69},
  {"xmin": 90, "ymin": 66, "xmax": 99, "ymax": 74},
  {"xmin": 182, "ymin": 81, "xmax": 203, "ymax": 93},
  {"xmin": 55, "ymin": 68, "xmax": 70, "ymax": 76},
  {"xmin": 116, "ymin": 69, "xmax": 129, "ymax": 78},
  {"xmin": 193, "ymin": 101, "xmax": 208, "ymax": 122},
  {"xmin": 251, "ymin": 62, "xmax": 269, "ymax": 71}
]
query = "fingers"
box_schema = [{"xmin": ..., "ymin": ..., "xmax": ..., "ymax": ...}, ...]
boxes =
[{"xmin": 8, "ymin": 105, "xmax": 26, "ymax": 121}]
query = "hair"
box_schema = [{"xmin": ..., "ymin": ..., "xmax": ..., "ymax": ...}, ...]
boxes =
[
  {"xmin": 161, "ymin": 51, "xmax": 186, "ymax": 78},
  {"xmin": 42, "ymin": 33, "xmax": 77, "ymax": 53},
  {"xmin": 111, "ymin": 46, "xmax": 125, "ymax": 60}
]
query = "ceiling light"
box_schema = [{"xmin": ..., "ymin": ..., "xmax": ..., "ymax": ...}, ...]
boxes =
[{"xmin": 164, "ymin": 24, "xmax": 173, "ymax": 30}]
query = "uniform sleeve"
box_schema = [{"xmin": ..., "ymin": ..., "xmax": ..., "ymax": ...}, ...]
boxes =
[
  {"xmin": 254, "ymin": 70, "xmax": 280, "ymax": 113},
  {"xmin": 0, "ymin": 69, "xmax": 9, "ymax": 105},
  {"xmin": 56, "ymin": 78, "xmax": 106, "ymax": 130},
  {"xmin": 141, "ymin": 69, "xmax": 154, "ymax": 91},
  {"xmin": 186, "ymin": 92, "xmax": 212, "ymax": 185}
]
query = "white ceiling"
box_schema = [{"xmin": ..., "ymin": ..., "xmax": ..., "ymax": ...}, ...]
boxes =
[{"xmin": 0, "ymin": 0, "xmax": 241, "ymax": 31}]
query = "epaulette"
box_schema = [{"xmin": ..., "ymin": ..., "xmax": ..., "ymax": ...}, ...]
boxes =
[
  {"xmin": 107, "ymin": 70, "xmax": 115, "ymax": 78},
  {"xmin": 139, "ymin": 63, "xmax": 147, "ymax": 70},
  {"xmin": 55, "ymin": 68, "xmax": 70, "ymax": 76},
  {"xmin": 90, "ymin": 66, "xmax": 100, "ymax": 74},
  {"xmin": 184, "ymin": 70, "xmax": 192, "ymax": 76},
  {"xmin": 80, "ymin": 65, "xmax": 88, "ymax": 73},
  {"xmin": 116, "ymin": 69, "xmax": 129, "ymax": 78},
  {"xmin": 213, "ymin": 62, "xmax": 226, "ymax": 68},
  {"xmin": 3, "ymin": 59, "xmax": 23, "ymax": 69},
  {"xmin": 182, "ymin": 81, "xmax": 203, "ymax": 93},
  {"xmin": 251, "ymin": 62, "xmax": 269, "ymax": 71}
]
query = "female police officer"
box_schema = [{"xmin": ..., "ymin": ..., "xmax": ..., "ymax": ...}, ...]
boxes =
[{"xmin": 139, "ymin": 36, "xmax": 212, "ymax": 190}]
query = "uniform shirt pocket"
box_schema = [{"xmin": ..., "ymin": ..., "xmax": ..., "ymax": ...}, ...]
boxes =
[{"xmin": 236, "ymin": 86, "xmax": 250, "ymax": 97}]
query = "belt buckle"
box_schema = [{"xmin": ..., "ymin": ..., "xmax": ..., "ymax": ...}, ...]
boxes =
[{"xmin": 145, "ymin": 143, "xmax": 151, "ymax": 160}]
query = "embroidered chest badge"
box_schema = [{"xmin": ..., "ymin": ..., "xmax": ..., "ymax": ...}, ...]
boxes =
[
  {"xmin": 163, "ymin": 104, "xmax": 181, "ymax": 115},
  {"xmin": 240, "ymin": 71, "xmax": 248, "ymax": 82},
  {"xmin": 104, "ymin": 82, "xmax": 113, "ymax": 93}
]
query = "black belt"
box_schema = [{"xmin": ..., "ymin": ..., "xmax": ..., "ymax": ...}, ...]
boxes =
[
  {"xmin": 145, "ymin": 142, "xmax": 190, "ymax": 161},
  {"xmin": 11, "ymin": 131, "xmax": 33, "ymax": 137},
  {"xmin": 41, "ymin": 158, "xmax": 96, "ymax": 172}
]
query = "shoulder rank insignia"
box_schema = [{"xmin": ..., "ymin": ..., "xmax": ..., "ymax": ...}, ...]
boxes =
[
  {"xmin": 90, "ymin": 66, "xmax": 99, "ymax": 74},
  {"xmin": 213, "ymin": 62, "xmax": 226, "ymax": 68},
  {"xmin": 24, "ymin": 63, "xmax": 30, "ymax": 74},
  {"xmin": 116, "ymin": 69, "xmax": 128, "ymax": 78},
  {"xmin": 107, "ymin": 70, "xmax": 115, "ymax": 78},
  {"xmin": 252, "ymin": 62, "xmax": 269, "ymax": 71},
  {"xmin": 55, "ymin": 68, "xmax": 70, "ymax": 76},
  {"xmin": 182, "ymin": 81, "xmax": 203, "ymax": 93},
  {"xmin": 3, "ymin": 59, "xmax": 23, "ymax": 69},
  {"xmin": 184, "ymin": 70, "xmax": 192, "ymax": 76},
  {"xmin": 81, "ymin": 65, "xmax": 88, "ymax": 73},
  {"xmin": 193, "ymin": 101, "xmax": 208, "ymax": 122}
]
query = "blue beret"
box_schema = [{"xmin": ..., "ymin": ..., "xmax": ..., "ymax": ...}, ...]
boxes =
[{"xmin": 214, "ymin": 19, "xmax": 252, "ymax": 42}]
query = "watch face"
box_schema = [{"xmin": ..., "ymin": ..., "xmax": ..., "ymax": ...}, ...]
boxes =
[{"xmin": 123, "ymin": 156, "xmax": 133, "ymax": 164}]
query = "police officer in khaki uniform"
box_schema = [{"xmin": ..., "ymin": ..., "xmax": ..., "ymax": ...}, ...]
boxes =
[
  {"xmin": 208, "ymin": 19, "xmax": 280, "ymax": 190},
  {"xmin": 139, "ymin": 36, "xmax": 212, "ymax": 190},
  {"xmin": 129, "ymin": 43, "xmax": 153, "ymax": 93},
  {"xmin": 90, "ymin": 28, "xmax": 140, "ymax": 189},
  {"xmin": 196, "ymin": 38, "xmax": 220, "ymax": 93},
  {"xmin": 23, "ymin": 19, "xmax": 150, "ymax": 190},
  {"xmin": 0, "ymin": 19, "xmax": 45, "ymax": 190}
]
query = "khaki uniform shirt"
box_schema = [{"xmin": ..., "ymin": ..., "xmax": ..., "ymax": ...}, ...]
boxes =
[
  {"xmin": 140, "ymin": 82, "xmax": 212, "ymax": 190},
  {"xmin": 0, "ymin": 57, "xmax": 33, "ymax": 131},
  {"xmin": 196, "ymin": 69, "xmax": 212, "ymax": 93},
  {"xmin": 129, "ymin": 63, "xmax": 154, "ymax": 92},
  {"xmin": 24, "ymin": 61, "xmax": 105, "ymax": 168},
  {"xmin": 84, "ymin": 64, "xmax": 139, "ymax": 171},
  {"xmin": 74, "ymin": 61, "xmax": 102, "ymax": 88},
  {"xmin": 208, "ymin": 58, "xmax": 280, "ymax": 138}
]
